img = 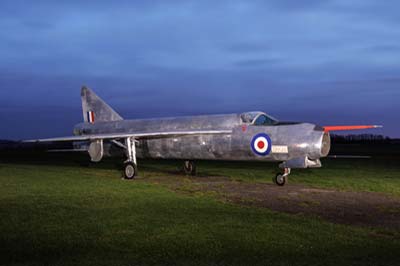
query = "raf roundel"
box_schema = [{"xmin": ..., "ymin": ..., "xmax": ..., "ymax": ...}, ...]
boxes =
[{"xmin": 251, "ymin": 133, "xmax": 272, "ymax": 156}]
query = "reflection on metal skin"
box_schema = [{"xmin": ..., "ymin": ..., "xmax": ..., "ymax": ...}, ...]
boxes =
[
  {"xmin": 24, "ymin": 87, "xmax": 379, "ymax": 185},
  {"xmin": 88, "ymin": 139, "xmax": 104, "ymax": 162},
  {"xmin": 73, "ymin": 115, "xmax": 331, "ymax": 169},
  {"xmin": 68, "ymin": 88, "xmax": 335, "ymax": 169}
]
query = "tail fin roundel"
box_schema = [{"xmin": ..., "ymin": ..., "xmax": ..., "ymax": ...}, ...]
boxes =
[{"xmin": 81, "ymin": 86, "xmax": 123, "ymax": 124}]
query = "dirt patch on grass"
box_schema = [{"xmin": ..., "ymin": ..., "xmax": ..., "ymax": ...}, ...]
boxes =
[{"xmin": 143, "ymin": 175, "xmax": 400, "ymax": 229}]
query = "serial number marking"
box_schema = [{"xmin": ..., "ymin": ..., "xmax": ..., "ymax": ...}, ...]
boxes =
[{"xmin": 271, "ymin": 145, "xmax": 288, "ymax": 154}]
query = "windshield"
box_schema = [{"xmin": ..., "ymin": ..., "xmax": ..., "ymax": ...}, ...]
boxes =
[
  {"xmin": 240, "ymin": 112, "xmax": 260, "ymax": 123},
  {"xmin": 240, "ymin": 112, "xmax": 278, "ymax": 125},
  {"xmin": 254, "ymin": 114, "xmax": 278, "ymax": 125}
]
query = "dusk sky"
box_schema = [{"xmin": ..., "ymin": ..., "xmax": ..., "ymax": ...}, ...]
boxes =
[{"xmin": 0, "ymin": 0, "xmax": 399, "ymax": 139}]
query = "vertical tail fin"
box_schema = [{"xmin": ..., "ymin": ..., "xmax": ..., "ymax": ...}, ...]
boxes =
[{"xmin": 81, "ymin": 86, "xmax": 123, "ymax": 123}]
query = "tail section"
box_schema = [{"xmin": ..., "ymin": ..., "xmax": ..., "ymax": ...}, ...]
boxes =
[{"xmin": 81, "ymin": 86, "xmax": 123, "ymax": 123}]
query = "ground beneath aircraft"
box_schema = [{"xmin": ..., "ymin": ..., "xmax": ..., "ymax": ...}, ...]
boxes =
[{"xmin": 143, "ymin": 175, "xmax": 400, "ymax": 230}]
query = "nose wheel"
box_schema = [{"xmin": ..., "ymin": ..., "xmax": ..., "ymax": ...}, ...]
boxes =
[
  {"xmin": 274, "ymin": 168, "xmax": 290, "ymax": 186},
  {"xmin": 183, "ymin": 160, "xmax": 196, "ymax": 176}
]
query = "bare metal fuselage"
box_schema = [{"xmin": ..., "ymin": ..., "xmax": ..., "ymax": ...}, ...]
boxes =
[
  {"xmin": 23, "ymin": 86, "xmax": 378, "ymax": 183},
  {"xmin": 73, "ymin": 113, "xmax": 330, "ymax": 165}
]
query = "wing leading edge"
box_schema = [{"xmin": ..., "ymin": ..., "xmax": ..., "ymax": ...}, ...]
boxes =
[{"xmin": 24, "ymin": 130, "xmax": 232, "ymax": 143}]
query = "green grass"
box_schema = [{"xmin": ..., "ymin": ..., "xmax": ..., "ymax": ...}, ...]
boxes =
[
  {"xmin": 1, "ymin": 162, "xmax": 400, "ymax": 266},
  {"xmin": 139, "ymin": 157, "xmax": 400, "ymax": 197}
]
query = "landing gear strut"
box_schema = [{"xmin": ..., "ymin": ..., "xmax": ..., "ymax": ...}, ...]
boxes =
[
  {"xmin": 123, "ymin": 137, "xmax": 138, "ymax": 179},
  {"xmin": 183, "ymin": 160, "xmax": 196, "ymax": 176},
  {"xmin": 274, "ymin": 168, "xmax": 290, "ymax": 186}
]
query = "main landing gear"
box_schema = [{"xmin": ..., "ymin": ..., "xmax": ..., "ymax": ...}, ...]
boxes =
[
  {"xmin": 123, "ymin": 137, "xmax": 138, "ymax": 179},
  {"xmin": 183, "ymin": 160, "xmax": 196, "ymax": 176},
  {"xmin": 123, "ymin": 162, "xmax": 137, "ymax": 179},
  {"xmin": 274, "ymin": 168, "xmax": 291, "ymax": 186},
  {"xmin": 120, "ymin": 137, "xmax": 198, "ymax": 179}
]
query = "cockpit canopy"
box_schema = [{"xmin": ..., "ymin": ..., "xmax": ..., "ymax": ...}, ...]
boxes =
[{"xmin": 240, "ymin": 111, "xmax": 279, "ymax": 126}]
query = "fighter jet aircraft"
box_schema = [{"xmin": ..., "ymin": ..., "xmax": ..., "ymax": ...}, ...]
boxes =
[{"xmin": 26, "ymin": 86, "xmax": 381, "ymax": 186}]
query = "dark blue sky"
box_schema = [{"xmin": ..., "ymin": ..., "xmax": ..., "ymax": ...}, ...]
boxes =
[{"xmin": 0, "ymin": 0, "xmax": 399, "ymax": 139}]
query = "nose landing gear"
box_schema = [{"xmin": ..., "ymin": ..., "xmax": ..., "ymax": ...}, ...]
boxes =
[
  {"xmin": 183, "ymin": 160, "xmax": 196, "ymax": 176},
  {"xmin": 274, "ymin": 168, "xmax": 290, "ymax": 186}
]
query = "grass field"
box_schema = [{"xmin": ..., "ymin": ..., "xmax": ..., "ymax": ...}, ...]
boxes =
[
  {"xmin": 190, "ymin": 158, "xmax": 400, "ymax": 196},
  {"xmin": 0, "ymin": 144, "xmax": 400, "ymax": 265}
]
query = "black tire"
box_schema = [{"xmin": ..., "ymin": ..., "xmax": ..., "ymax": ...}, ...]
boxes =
[
  {"xmin": 183, "ymin": 160, "xmax": 196, "ymax": 176},
  {"xmin": 274, "ymin": 173, "xmax": 286, "ymax": 186},
  {"xmin": 123, "ymin": 162, "xmax": 137, "ymax": 179}
]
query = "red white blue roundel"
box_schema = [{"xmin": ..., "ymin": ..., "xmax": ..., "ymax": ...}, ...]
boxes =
[{"xmin": 251, "ymin": 133, "xmax": 272, "ymax": 156}]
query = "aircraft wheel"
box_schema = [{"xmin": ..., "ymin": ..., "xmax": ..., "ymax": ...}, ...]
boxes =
[
  {"xmin": 183, "ymin": 160, "xmax": 196, "ymax": 176},
  {"xmin": 123, "ymin": 162, "xmax": 137, "ymax": 179},
  {"xmin": 274, "ymin": 173, "xmax": 286, "ymax": 186}
]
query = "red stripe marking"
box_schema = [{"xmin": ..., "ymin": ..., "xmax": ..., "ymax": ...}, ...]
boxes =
[
  {"xmin": 323, "ymin": 125, "xmax": 377, "ymax": 132},
  {"xmin": 90, "ymin": 112, "xmax": 95, "ymax": 123}
]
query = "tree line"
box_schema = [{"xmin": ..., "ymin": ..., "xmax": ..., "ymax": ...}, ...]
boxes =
[{"xmin": 330, "ymin": 134, "xmax": 396, "ymax": 144}]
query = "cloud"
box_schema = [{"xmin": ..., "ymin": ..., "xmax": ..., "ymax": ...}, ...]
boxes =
[
  {"xmin": 0, "ymin": 0, "xmax": 399, "ymax": 137},
  {"xmin": 1, "ymin": 0, "xmax": 399, "ymax": 75}
]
